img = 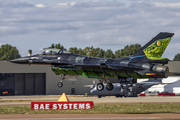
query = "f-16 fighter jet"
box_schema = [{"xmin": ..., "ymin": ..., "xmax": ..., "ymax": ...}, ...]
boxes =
[{"xmin": 11, "ymin": 32, "xmax": 174, "ymax": 91}]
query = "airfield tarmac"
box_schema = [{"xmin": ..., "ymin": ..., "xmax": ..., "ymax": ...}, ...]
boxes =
[
  {"xmin": 0, "ymin": 113, "xmax": 180, "ymax": 120},
  {"xmin": 0, "ymin": 96, "xmax": 180, "ymax": 120},
  {"xmin": 0, "ymin": 95, "xmax": 180, "ymax": 105}
]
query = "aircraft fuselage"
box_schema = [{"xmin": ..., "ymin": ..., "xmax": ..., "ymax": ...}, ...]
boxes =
[{"xmin": 11, "ymin": 52, "xmax": 169, "ymax": 79}]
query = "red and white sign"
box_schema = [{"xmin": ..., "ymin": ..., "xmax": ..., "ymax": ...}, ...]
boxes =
[{"xmin": 31, "ymin": 101, "xmax": 93, "ymax": 110}]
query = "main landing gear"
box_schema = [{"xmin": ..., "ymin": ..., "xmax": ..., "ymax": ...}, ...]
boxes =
[
  {"xmin": 106, "ymin": 83, "xmax": 113, "ymax": 91},
  {"xmin": 97, "ymin": 83, "xmax": 104, "ymax": 91},
  {"xmin": 96, "ymin": 78, "xmax": 114, "ymax": 91},
  {"xmin": 96, "ymin": 77, "xmax": 137, "ymax": 91}
]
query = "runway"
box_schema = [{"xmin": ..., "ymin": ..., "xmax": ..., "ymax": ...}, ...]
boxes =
[
  {"xmin": 0, "ymin": 96, "xmax": 180, "ymax": 105},
  {"xmin": 0, "ymin": 96, "xmax": 180, "ymax": 120},
  {"xmin": 0, "ymin": 113, "xmax": 180, "ymax": 120}
]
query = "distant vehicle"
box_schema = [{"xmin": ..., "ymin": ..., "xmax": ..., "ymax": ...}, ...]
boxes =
[
  {"xmin": 11, "ymin": 32, "xmax": 174, "ymax": 91},
  {"xmin": 86, "ymin": 80, "xmax": 169, "ymax": 98}
]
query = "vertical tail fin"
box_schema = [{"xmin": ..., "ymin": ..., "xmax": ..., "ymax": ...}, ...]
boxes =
[{"xmin": 133, "ymin": 32, "xmax": 174, "ymax": 60}]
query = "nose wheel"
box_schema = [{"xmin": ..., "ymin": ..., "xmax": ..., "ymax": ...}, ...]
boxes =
[
  {"xmin": 57, "ymin": 74, "xmax": 64, "ymax": 88},
  {"xmin": 57, "ymin": 82, "xmax": 63, "ymax": 88}
]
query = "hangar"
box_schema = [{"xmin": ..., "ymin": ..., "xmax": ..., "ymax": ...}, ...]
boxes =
[
  {"xmin": 0, "ymin": 61, "xmax": 98, "ymax": 95},
  {"xmin": 0, "ymin": 61, "xmax": 180, "ymax": 95}
]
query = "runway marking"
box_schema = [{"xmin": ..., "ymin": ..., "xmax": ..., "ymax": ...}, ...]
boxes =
[{"xmin": 0, "ymin": 117, "xmax": 160, "ymax": 120}]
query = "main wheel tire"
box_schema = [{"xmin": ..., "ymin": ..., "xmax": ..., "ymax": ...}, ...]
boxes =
[
  {"xmin": 97, "ymin": 83, "xmax": 104, "ymax": 91},
  {"xmin": 57, "ymin": 82, "xmax": 63, "ymax": 88},
  {"xmin": 106, "ymin": 83, "xmax": 114, "ymax": 91}
]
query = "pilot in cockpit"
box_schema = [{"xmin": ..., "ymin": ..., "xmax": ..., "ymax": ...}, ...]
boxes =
[{"xmin": 39, "ymin": 49, "xmax": 71, "ymax": 55}]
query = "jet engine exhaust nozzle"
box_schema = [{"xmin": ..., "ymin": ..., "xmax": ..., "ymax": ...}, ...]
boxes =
[{"xmin": 153, "ymin": 65, "xmax": 169, "ymax": 72}]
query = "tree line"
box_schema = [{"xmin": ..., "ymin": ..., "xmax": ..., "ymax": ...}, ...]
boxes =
[
  {"xmin": 47, "ymin": 43, "xmax": 141, "ymax": 59},
  {"xmin": 0, "ymin": 44, "xmax": 21, "ymax": 60},
  {"xmin": 0, "ymin": 43, "xmax": 180, "ymax": 60}
]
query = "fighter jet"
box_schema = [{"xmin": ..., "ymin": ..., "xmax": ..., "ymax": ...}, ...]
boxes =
[
  {"xmin": 87, "ymin": 79, "xmax": 168, "ymax": 98},
  {"xmin": 11, "ymin": 32, "xmax": 174, "ymax": 91}
]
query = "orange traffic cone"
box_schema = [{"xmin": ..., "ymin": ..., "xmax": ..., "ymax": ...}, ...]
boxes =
[{"xmin": 57, "ymin": 93, "xmax": 70, "ymax": 102}]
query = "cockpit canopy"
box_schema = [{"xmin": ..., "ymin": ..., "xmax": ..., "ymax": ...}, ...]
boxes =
[{"xmin": 38, "ymin": 49, "xmax": 71, "ymax": 55}]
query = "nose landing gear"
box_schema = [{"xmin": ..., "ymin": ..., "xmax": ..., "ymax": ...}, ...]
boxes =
[
  {"xmin": 57, "ymin": 74, "xmax": 64, "ymax": 88},
  {"xmin": 57, "ymin": 82, "xmax": 63, "ymax": 88}
]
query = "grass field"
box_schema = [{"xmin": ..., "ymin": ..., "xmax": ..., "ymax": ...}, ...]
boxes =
[{"xmin": 0, "ymin": 103, "xmax": 180, "ymax": 114}]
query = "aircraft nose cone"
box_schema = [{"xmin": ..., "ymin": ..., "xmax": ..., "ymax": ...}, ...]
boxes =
[{"xmin": 10, "ymin": 58, "xmax": 28, "ymax": 64}]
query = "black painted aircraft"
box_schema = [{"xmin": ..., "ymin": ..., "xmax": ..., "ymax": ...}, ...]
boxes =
[{"xmin": 11, "ymin": 32, "xmax": 174, "ymax": 91}]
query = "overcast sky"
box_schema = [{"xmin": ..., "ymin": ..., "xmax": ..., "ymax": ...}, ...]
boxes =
[{"xmin": 1, "ymin": 0, "xmax": 180, "ymax": 59}]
